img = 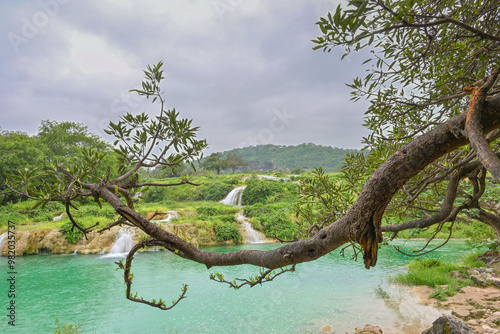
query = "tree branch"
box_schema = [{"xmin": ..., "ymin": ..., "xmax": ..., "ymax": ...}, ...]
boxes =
[{"xmin": 465, "ymin": 68, "xmax": 500, "ymax": 181}]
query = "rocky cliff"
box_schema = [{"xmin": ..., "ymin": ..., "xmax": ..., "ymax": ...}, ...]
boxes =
[{"xmin": 0, "ymin": 222, "xmax": 223, "ymax": 256}]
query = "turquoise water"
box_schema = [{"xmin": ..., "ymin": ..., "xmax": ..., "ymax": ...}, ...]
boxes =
[{"xmin": 0, "ymin": 241, "xmax": 478, "ymax": 333}]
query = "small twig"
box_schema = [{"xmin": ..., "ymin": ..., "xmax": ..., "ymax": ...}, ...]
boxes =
[
  {"xmin": 210, "ymin": 265, "xmax": 296, "ymax": 289},
  {"xmin": 394, "ymin": 221, "xmax": 455, "ymax": 257}
]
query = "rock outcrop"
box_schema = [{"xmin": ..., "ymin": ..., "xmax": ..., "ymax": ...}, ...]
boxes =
[
  {"xmin": 421, "ymin": 315, "xmax": 475, "ymax": 334},
  {"xmin": 0, "ymin": 222, "xmax": 222, "ymax": 256}
]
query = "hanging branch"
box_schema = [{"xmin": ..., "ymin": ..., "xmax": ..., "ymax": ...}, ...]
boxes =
[
  {"xmin": 115, "ymin": 238, "xmax": 188, "ymax": 310},
  {"xmin": 394, "ymin": 221, "xmax": 455, "ymax": 257}
]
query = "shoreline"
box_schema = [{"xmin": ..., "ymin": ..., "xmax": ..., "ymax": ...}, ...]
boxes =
[{"xmin": 410, "ymin": 264, "xmax": 500, "ymax": 334}]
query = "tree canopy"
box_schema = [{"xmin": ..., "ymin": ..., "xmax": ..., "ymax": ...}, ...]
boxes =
[
  {"xmin": 7, "ymin": 1, "xmax": 500, "ymax": 310},
  {"xmin": 304, "ymin": 0, "xmax": 500, "ymax": 261}
]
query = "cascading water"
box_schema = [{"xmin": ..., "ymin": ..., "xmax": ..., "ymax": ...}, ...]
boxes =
[
  {"xmin": 101, "ymin": 228, "xmax": 135, "ymax": 258},
  {"xmin": 152, "ymin": 211, "xmax": 179, "ymax": 223},
  {"xmin": 220, "ymin": 186, "xmax": 267, "ymax": 243},
  {"xmin": 236, "ymin": 211, "xmax": 266, "ymax": 244},
  {"xmin": 52, "ymin": 213, "xmax": 64, "ymax": 221},
  {"xmin": 220, "ymin": 186, "xmax": 246, "ymax": 206},
  {"xmin": 0, "ymin": 233, "xmax": 7, "ymax": 255}
]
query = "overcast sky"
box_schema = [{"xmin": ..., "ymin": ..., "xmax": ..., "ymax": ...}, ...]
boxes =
[{"xmin": 0, "ymin": 0, "xmax": 370, "ymax": 153}]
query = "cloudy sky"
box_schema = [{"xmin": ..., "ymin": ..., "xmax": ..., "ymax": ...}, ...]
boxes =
[{"xmin": 0, "ymin": 0, "xmax": 370, "ymax": 153}]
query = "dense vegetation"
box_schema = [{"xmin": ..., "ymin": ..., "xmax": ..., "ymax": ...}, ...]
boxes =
[{"xmin": 214, "ymin": 143, "xmax": 361, "ymax": 173}]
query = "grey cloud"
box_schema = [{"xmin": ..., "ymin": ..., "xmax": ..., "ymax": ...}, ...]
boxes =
[{"xmin": 0, "ymin": 0, "xmax": 368, "ymax": 152}]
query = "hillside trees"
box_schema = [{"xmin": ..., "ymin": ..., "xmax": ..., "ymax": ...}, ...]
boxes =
[
  {"xmin": 7, "ymin": 0, "xmax": 500, "ymax": 309},
  {"xmin": 222, "ymin": 152, "xmax": 246, "ymax": 173},
  {"xmin": 201, "ymin": 152, "xmax": 246, "ymax": 174},
  {"xmin": 0, "ymin": 131, "xmax": 47, "ymax": 203},
  {"xmin": 201, "ymin": 152, "xmax": 224, "ymax": 174},
  {"xmin": 1, "ymin": 121, "xmax": 116, "ymax": 204}
]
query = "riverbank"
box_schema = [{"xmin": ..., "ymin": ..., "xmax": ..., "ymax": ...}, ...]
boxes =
[
  {"xmin": 0, "ymin": 220, "xmax": 231, "ymax": 256},
  {"xmin": 412, "ymin": 262, "xmax": 500, "ymax": 334}
]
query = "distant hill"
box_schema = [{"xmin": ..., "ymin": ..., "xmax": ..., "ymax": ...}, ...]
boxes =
[{"xmin": 217, "ymin": 143, "xmax": 362, "ymax": 172}]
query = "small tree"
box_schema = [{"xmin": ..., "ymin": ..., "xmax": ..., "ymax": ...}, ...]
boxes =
[
  {"xmin": 222, "ymin": 152, "xmax": 246, "ymax": 173},
  {"xmin": 201, "ymin": 152, "xmax": 224, "ymax": 175}
]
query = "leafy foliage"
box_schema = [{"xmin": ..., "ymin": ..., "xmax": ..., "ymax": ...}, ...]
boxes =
[
  {"xmin": 314, "ymin": 0, "xmax": 500, "ymax": 149},
  {"xmin": 59, "ymin": 221, "xmax": 83, "ymax": 244},
  {"xmin": 53, "ymin": 318, "xmax": 86, "ymax": 334},
  {"xmin": 295, "ymin": 168, "xmax": 357, "ymax": 237},
  {"xmin": 298, "ymin": 0, "xmax": 500, "ymax": 252},
  {"xmin": 244, "ymin": 203, "xmax": 299, "ymax": 240},
  {"xmin": 213, "ymin": 221, "xmax": 241, "ymax": 243},
  {"xmin": 242, "ymin": 177, "xmax": 295, "ymax": 205}
]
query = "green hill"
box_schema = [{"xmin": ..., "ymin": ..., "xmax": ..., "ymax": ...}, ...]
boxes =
[{"xmin": 218, "ymin": 143, "xmax": 361, "ymax": 172}]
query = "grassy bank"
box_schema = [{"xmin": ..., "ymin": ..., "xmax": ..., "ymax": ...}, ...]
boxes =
[{"xmin": 389, "ymin": 254, "xmax": 489, "ymax": 301}]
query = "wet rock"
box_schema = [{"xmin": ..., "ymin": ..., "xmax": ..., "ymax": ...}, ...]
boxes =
[
  {"xmin": 320, "ymin": 324, "xmax": 332, "ymax": 333},
  {"xmin": 355, "ymin": 324, "xmax": 383, "ymax": 334},
  {"xmin": 421, "ymin": 315, "xmax": 475, "ymax": 334}
]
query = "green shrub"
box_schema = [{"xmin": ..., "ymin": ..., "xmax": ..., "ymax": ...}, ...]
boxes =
[
  {"xmin": 407, "ymin": 258, "xmax": 443, "ymax": 270},
  {"xmin": 214, "ymin": 222, "xmax": 241, "ymax": 243},
  {"xmin": 53, "ymin": 318, "xmax": 85, "ymax": 334},
  {"xmin": 243, "ymin": 203, "xmax": 299, "ymax": 240},
  {"xmin": 196, "ymin": 205, "xmax": 238, "ymax": 216},
  {"xmin": 59, "ymin": 222, "xmax": 83, "ymax": 244},
  {"xmin": 461, "ymin": 253, "xmax": 486, "ymax": 268},
  {"xmin": 197, "ymin": 206, "xmax": 226, "ymax": 216},
  {"xmin": 201, "ymin": 182, "xmax": 233, "ymax": 201},
  {"xmin": 144, "ymin": 187, "xmax": 165, "ymax": 203},
  {"xmin": 242, "ymin": 179, "xmax": 288, "ymax": 205}
]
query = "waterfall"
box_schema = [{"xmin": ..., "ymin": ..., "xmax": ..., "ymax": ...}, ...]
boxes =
[
  {"xmin": 221, "ymin": 187, "xmax": 267, "ymax": 244},
  {"xmin": 0, "ymin": 233, "xmax": 6, "ymax": 256},
  {"xmin": 52, "ymin": 213, "xmax": 64, "ymax": 221},
  {"xmin": 152, "ymin": 211, "xmax": 179, "ymax": 223},
  {"xmin": 101, "ymin": 228, "xmax": 134, "ymax": 258},
  {"xmin": 220, "ymin": 186, "xmax": 246, "ymax": 206},
  {"xmin": 236, "ymin": 211, "xmax": 266, "ymax": 244},
  {"xmin": 72, "ymin": 249, "xmax": 78, "ymax": 255}
]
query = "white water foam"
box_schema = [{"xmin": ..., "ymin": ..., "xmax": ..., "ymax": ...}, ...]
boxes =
[
  {"xmin": 100, "ymin": 228, "xmax": 135, "ymax": 258},
  {"xmin": 236, "ymin": 211, "xmax": 266, "ymax": 244},
  {"xmin": 52, "ymin": 213, "xmax": 64, "ymax": 221},
  {"xmin": 152, "ymin": 211, "xmax": 179, "ymax": 223},
  {"xmin": 0, "ymin": 233, "xmax": 7, "ymax": 256},
  {"xmin": 220, "ymin": 186, "xmax": 246, "ymax": 206}
]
